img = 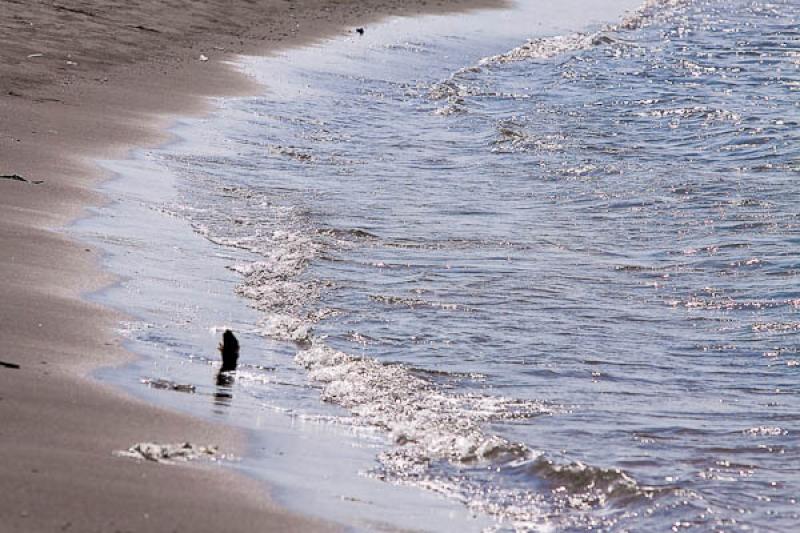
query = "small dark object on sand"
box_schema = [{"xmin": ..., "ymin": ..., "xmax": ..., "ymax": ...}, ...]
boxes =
[
  {"xmin": 218, "ymin": 329, "xmax": 239, "ymax": 372},
  {"xmin": 141, "ymin": 378, "xmax": 196, "ymax": 393},
  {"xmin": 356, "ymin": 27, "xmax": 365, "ymax": 35},
  {"xmin": 1, "ymin": 174, "xmax": 44, "ymax": 184},
  {"xmin": 0, "ymin": 360, "xmax": 21, "ymax": 369},
  {"xmin": 128, "ymin": 24, "xmax": 161, "ymax": 33},
  {"xmin": 115, "ymin": 442, "xmax": 217, "ymax": 464}
]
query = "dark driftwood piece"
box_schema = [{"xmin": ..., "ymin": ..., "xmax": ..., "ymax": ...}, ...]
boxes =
[
  {"xmin": 218, "ymin": 330, "xmax": 239, "ymax": 372},
  {"xmin": 1, "ymin": 174, "xmax": 44, "ymax": 184}
]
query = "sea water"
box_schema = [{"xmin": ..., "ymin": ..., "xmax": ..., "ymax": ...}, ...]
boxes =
[{"xmin": 77, "ymin": 0, "xmax": 800, "ymax": 530}]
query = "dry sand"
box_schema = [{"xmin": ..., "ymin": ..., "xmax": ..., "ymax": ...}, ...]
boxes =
[{"xmin": 0, "ymin": 0, "xmax": 503, "ymax": 531}]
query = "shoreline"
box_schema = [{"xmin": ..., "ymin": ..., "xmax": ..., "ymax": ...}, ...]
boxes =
[
  {"xmin": 70, "ymin": 2, "xmax": 653, "ymax": 529},
  {"xmin": 0, "ymin": 0, "xmax": 504, "ymax": 530}
]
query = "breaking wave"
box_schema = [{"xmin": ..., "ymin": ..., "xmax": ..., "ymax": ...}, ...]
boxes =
[
  {"xmin": 167, "ymin": 165, "xmax": 666, "ymax": 527},
  {"xmin": 429, "ymin": 0, "xmax": 692, "ymax": 104}
]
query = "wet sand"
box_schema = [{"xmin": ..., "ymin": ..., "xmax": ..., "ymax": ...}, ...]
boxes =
[{"xmin": 0, "ymin": 0, "xmax": 502, "ymax": 530}]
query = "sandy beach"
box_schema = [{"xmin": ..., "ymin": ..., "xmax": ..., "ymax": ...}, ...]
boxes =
[{"xmin": 0, "ymin": 0, "xmax": 501, "ymax": 531}]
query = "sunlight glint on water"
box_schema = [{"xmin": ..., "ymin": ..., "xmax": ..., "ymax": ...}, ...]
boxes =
[{"xmin": 127, "ymin": 0, "xmax": 800, "ymax": 530}]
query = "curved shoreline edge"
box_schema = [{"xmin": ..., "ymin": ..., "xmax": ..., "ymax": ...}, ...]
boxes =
[{"xmin": 0, "ymin": 0, "xmax": 504, "ymax": 531}]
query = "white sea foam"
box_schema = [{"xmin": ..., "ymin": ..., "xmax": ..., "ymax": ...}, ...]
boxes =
[
  {"xmin": 295, "ymin": 342, "xmax": 549, "ymax": 460},
  {"xmin": 173, "ymin": 182, "xmax": 581, "ymax": 525},
  {"xmin": 257, "ymin": 313, "xmax": 313, "ymax": 343},
  {"xmin": 743, "ymin": 426, "xmax": 788, "ymax": 437},
  {"xmin": 429, "ymin": 0, "xmax": 692, "ymax": 102}
]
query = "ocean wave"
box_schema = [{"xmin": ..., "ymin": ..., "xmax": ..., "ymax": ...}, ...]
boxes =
[
  {"xmin": 524, "ymin": 457, "xmax": 655, "ymax": 507},
  {"xmin": 485, "ymin": 0, "xmax": 691, "ymax": 65},
  {"xmin": 428, "ymin": 0, "xmax": 692, "ymax": 102},
  {"xmin": 491, "ymin": 123, "xmax": 567, "ymax": 154},
  {"xmin": 175, "ymin": 185, "xmax": 671, "ymax": 524},
  {"xmin": 369, "ymin": 294, "xmax": 474, "ymax": 312},
  {"xmin": 168, "ymin": 149, "xmax": 685, "ymax": 529},
  {"xmin": 268, "ymin": 144, "xmax": 314, "ymax": 162},
  {"xmin": 742, "ymin": 426, "xmax": 788, "ymax": 437}
]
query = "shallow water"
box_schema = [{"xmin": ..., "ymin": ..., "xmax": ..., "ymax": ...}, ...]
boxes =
[{"xmin": 79, "ymin": 0, "xmax": 800, "ymax": 530}]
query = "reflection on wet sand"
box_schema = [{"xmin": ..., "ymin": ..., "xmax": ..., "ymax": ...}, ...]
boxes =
[
  {"xmin": 214, "ymin": 371, "xmax": 235, "ymax": 409},
  {"xmin": 214, "ymin": 330, "xmax": 240, "ymax": 411}
]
